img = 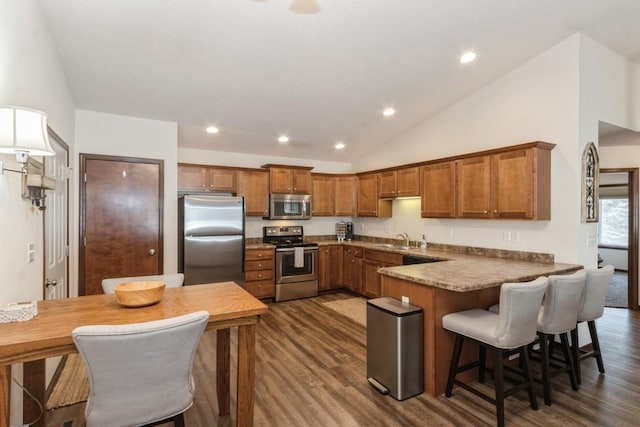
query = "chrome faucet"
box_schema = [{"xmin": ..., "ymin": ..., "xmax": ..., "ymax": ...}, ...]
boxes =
[{"xmin": 397, "ymin": 232, "xmax": 410, "ymax": 246}]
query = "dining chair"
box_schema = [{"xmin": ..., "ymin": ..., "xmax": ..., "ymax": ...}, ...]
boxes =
[
  {"xmin": 442, "ymin": 277, "xmax": 548, "ymax": 427},
  {"xmin": 101, "ymin": 273, "xmax": 185, "ymax": 294},
  {"xmin": 570, "ymin": 264, "xmax": 614, "ymax": 384},
  {"xmin": 72, "ymin": 310, "xmax": 209, "ymax": 427}
]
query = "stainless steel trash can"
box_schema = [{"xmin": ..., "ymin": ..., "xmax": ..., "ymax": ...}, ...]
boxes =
[{"xmin": 367, "ymin": 297, "xmax": 424, "ymax": 400}]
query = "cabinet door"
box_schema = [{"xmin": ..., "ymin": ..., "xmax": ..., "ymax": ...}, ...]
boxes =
[
  {"xmin": 363, "ymin": 259, "xmax": 381, "ymax": 298},
  {"xmin": 357, "ymin": 173, "xmax": 379, "ymax": 216},
  {"xmin": 238, "ymin": 170, "xmax": 270, "ymax": 217},
  {"xmin": 178, "ymin": 164, "xmax": 208, "ymax": 192},
  {"xmin": 312, "ymin": 174, "xmax": 335, "ymax": 216},
  {"xmin": 328, "ymin": 246, "xmax": 343, "ymax": 288},
  {"xmin": 350, "ymin": 256, "xmax": 363, "ymax": 294},
  {"xmin": 421, "ymin": 162, "xmax": 456, "ymax": 218},
  {"xmin": 456, "ymin": 156, "xmax": 491, "ymax": 218},
  {"xmin": 270, "ymin": 167, "xmax": 292, "ymax": 193},
  {"xmin": 292, "ymin": 169, "xmax": 312, "ymax": 194},
  {"xmin": 335, "ymin": 176, "xmax": 357, "ymax": 216},
  {"xmin": 209, "ymin": 167, "xmax": 238, "ymax": 193},
  {"xmin": 397, "ymin": 167, "xmax": 420, "ymax": 197},
  {"xmin": 378, "ymin": 171, "xmax": 397, "ymax": 198},
  {"xmin": 318, "ymin": 247, "xmax": 329, "ymax": 290},
  {"xmin": 491, "ymin": 149, "xmax": 535, "ymax": 219}
]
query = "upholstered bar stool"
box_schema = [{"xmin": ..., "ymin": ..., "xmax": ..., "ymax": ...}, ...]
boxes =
[
  {"xmin": 443, "ymin": 277, "xmax": 548, "ymax": 427},
  {"xmin": 570, "ymin": 264, "xmax": 614, "ymax": 384},
  {"xmin": 532, "ymin": 270, "xmax": 586, "ymax": 405}
]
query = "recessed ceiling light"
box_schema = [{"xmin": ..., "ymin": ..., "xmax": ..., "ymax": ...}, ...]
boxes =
[
  {"xmin": 278, "ymin": 135, "xmax": 290, "ymax": 143},
  {"xmin": 460, "ymin": 51, "xmax": 477, "ymax": 64},
  {"xmin": 382, "ymin": 108, "xmax": 396, "ymax": 117},
  {"xmin": 205, "ymin": 126, "xmax": 219, "ymax": 134},
  {"xmin": 335, "ymin": 142, "xmax": 345, "ymax": 150}
]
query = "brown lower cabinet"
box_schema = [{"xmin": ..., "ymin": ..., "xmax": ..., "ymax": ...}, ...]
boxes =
[
  {"xmin": 342, "ymin": 246, "xmax": 363, "ymax": 294},
  {"xmin": 244, "ymin": 248, "xmax": 275, "ymax": 298},
  {"xmin": 318, "ymin": 245, "xmax": 343, "ymax": 290},
  {"xmin": 362, "ymin": 249, "xmax": 403, "ymax": 298}
]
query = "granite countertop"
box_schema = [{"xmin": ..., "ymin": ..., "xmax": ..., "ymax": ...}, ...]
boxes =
[
  {"xmin": 377, "ymin": 253, "xmax": 581, "ymax": 292},
  {"xmin": 245, "ymin": 238, "xmax": 582, "ymax": 292}
]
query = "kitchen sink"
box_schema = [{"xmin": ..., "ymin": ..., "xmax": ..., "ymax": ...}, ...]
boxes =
[{"xmin": 373, "ymin": 244, "xmax": 411, "ymax": 250}]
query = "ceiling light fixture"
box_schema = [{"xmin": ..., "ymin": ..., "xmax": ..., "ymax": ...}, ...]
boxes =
[
  {"xmin": 278, "ymin": 135, "xmax": 289, "ymax": 143},
  {"xmin": 334, "ymin": 142, "xmax": 345, "ymax": 150},
  {"xmin": 460, "ymin": 51, "xmax": 477, "ymax": 64},
  {"xmin": 382, "ymin": 108, "xmax": 396, "ymax": 117},
  {"xmin": 289, "ymin": 0, "xmax": 320, "ymax": 14},
  {"xmin": 205, "ymin": 126, "xmax": 219, "ymax": 134}
]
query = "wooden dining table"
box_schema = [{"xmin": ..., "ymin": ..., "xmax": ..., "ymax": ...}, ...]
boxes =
[{"xmin": 0, "ymin": 281, "xmax": 268, "ymax": 427}]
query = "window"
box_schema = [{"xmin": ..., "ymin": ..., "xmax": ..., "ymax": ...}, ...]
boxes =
[{"xmin": 598, "ymin": 197, "xmax": 629, "ymax": 248}]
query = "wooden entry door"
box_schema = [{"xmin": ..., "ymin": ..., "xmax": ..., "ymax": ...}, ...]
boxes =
[{"xmin": 80, "ymin": 154, "xmax": 164, "ymax": 295}]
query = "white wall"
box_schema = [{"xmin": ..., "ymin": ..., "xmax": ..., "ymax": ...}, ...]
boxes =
[
  {"xmin": 0, "ymin": 0, "xmax": 76, "ymax": 423},
  {"xmin": 353, "ymin": 35, "xmax": 583, "ymax": 264},
  {"xmin": 73, "ymin": 110, "xmax": 178, "ymax": 289}
]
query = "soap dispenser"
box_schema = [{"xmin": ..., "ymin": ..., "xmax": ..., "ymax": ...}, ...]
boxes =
[{"xmin": 420, "ymin": 235, "xmax": 427, "ymax": 249}]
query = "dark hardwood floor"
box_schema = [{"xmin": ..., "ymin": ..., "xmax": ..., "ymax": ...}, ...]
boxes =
[{"xmin": 48, "ymin": 291, "xmax": 640, "ymax": 426}]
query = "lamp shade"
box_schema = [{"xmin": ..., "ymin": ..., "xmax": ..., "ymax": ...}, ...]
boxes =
[{"xmin": 0, "ymin": 107, "xmax": 55, "ymax": 157}]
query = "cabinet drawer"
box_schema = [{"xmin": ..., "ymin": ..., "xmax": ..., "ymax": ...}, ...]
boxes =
[
  {"xmin": 245, "ymin": 259, "xmax": 274, "ymax": 271},
  {"xmin": 245, "ymin": 249, "xmax": 274, "ymax": 261},
  {"xmin": 245, "ymin": 269, "xmax": 274, "ymax": 282},
  {"xmin": 244, "ymin": 280, "xmax": 275, "ymax": 298},
  {"xmin": 343, "ymin": 246, "xmax": 362, "ymax": 258},
  {"xmin": 364, "ymin": 249, "xmax": 403, "ymax": 265}
]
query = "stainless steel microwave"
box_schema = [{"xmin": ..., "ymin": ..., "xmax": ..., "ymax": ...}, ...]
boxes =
[{"xmin": 267, "ymin": 194, "xmax": 312, "ymax": 220}]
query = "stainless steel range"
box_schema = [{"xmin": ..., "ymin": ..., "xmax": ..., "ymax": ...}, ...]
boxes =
[{"xmin": 263, "ymin": 226, "xmax": 318, "ymax": 302}]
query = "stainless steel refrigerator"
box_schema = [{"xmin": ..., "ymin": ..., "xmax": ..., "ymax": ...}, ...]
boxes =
[{"xmin": 178, "ymin": 195, "xmax": 245, "ymax": 285}]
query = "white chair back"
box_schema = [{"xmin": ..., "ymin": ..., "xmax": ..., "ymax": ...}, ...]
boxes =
[
  {"xmin": 578, "ymin": 265, "xmax": 614, "ymax": 321},
  {"xmin": 538, "ymin": 270, "xmax": 586, "ymax": 334},
  {"xmin": 101, "ymin": 273, "xmax": 185, "ymax": 294},
  {"xmin": 72, "ymin": 311, "xmax": 209, "ymax": 427},
  {"xmin": 494, "ymin": 277, "xmax": 548, "ymax": 348}
]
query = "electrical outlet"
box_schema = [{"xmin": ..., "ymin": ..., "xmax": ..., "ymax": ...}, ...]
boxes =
[
  {"xmin": 27, "ymin": 243, "xmax": 35, "ymax": 263},
  {"xmin": 401, "ymin": 296, "xmax": 409, "ymax": 304},
  {"xmin": 512, "ymin": 232, "xmax": 520, "ymax": 243},
  {"xmin": 503, "ymin": 231, "xmax": 511, "ymax": 242}
]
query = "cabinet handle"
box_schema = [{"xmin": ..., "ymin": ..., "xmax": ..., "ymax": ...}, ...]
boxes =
[
  {"xmin": 483, "ymin": 210, "xmax": 488, "ymax": 214},
  {"xmin": 258, "ymin": 253, "xmax": 262, "ymax": 257},
  {"xmin": 258, "ymin": 284, "xmax": 262, "ymax": 288},
  {"xmin": 258, "ymin": 263, "xmax": 262, "ymax": 268},
  {"xmin": 494, "ymin": 210, "xmax": 498, "ymax": 214},
  {"xmin": 258, "ymin": 274, "xmax": 262, "ymax": 278}
]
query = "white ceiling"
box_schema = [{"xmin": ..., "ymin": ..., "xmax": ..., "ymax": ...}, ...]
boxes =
[{"xmin": 38, "ymin": 0, "xmax": 640, "ymax": 162}]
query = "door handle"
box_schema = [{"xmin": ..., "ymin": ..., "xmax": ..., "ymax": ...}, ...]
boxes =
[
  {"xmin": 45, "ymin": 279, "xmax": 57, "ymax": 288},
  {"xmin": 148, "ymin": 249, "xmax": 157, "ymax": 256}
]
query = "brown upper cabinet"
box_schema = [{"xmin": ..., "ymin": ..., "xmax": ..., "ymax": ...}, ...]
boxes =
[
  {"xmin": 357, "ymin": 173, "xmax": 392, "ymax": 217},
  {"xmin": 421, "ymin": 161, "xmax": 456, "ymax": 218},
  {"xmin": 311, "ymin": 174, "xmax": 336, "ymax": 216},
  {"xmin": 263, "ymin": 165, "xmax": 313, "ymax": 194},
  {"xmin": 379, "ymin": 167, "xmax": 420, "ymax": 198},
  {"xmin": 178, "ymin": 163, "xmax": 237, "ymax": 193},
  {"xmin": 335, "ymin": 175, "xmax": 357, "ymax": 216},
  {"xmin": 237, "ymin": 169, "xmax": 270, "ymax": 217},
  {"xmin": 456, "ymin": 144, "xmax": 553, "ymax": 219}
]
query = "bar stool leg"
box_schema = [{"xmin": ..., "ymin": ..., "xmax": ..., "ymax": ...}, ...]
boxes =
[
  {"xmin": 519, "ymin": 347, "xmax": 538, "ymax": 410},
  {"xmin": 588, "ymin": 320, "xmax": 605, "ymax": 374},
  {"xmin": 570, "ymin": 327, "xmax": 581, "ymax": 385},
  {"xmin": 478, "ymin": 344, "xmax": 487, "ymax": 383},
  {"xmin": 494, "ymin": 349, "xmax": 505, "ymax": 427},
  {"xmin": 539, "ymin": 333, "xmax": 552, "ymax": 406},
  {"xmin": 446, "ymin": 334, "xmax": 464, "ymax": 397},
  {"xmin": 559, "ymin": 332, "xmax": 578, "ymax": 391}
]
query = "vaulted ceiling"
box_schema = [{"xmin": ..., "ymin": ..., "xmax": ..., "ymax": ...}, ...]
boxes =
[{"xmin": 39, "ymin": 0, "xmax": 640, "ymax": 162}]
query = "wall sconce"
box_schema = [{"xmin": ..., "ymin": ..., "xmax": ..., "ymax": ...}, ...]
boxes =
[{"xmin": 0, "ymin": 106, "xmax": 56, "ymax": 207}]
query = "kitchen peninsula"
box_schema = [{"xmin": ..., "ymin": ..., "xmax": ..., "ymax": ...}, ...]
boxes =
[{"xmin": 375, "ymin": 246, "xmax": 582, "ymax": 396}]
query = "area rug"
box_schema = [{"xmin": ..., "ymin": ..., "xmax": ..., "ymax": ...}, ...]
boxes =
[
  {"xmin": 321, "ymin": 297, "xmax": 367, "ymax": 327},
  {"xmin": 46, "ymin": 354, "xmax": 89, "ymax": 410}
]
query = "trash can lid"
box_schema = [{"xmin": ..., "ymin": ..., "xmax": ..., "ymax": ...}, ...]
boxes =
[{"xmin": 367, "ymin": 297, "xmax": 423, "ymax": 316}]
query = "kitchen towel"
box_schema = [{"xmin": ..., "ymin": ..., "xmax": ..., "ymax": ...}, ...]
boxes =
[{"xmin": 294, "ymin": 246, "xmax": 304, "ymax": 268}]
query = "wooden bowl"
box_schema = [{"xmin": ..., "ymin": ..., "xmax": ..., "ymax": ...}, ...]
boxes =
[{"xmin": 114, "ymin": 281, "xmax": 166, "ymax": 307}]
